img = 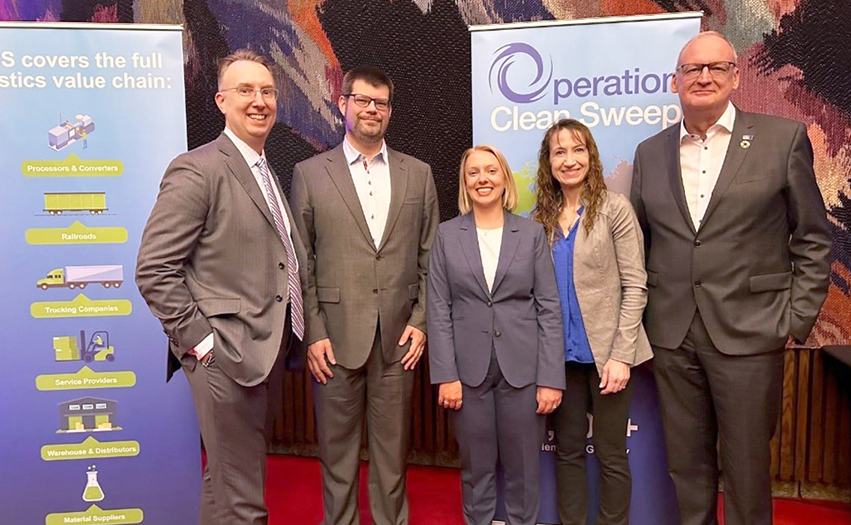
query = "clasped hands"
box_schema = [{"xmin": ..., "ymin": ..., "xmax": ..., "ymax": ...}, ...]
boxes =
[
  {"xmin": 307, "ymin": 325, "xmax": 426, "ymax": 384},
  {"xmin": 438, "ymin": 381, "xmax": 563, "ymax": 414}
]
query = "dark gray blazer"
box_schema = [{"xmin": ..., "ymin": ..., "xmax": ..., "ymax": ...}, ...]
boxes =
[
  {"xmin": 136, "ymin": 133, "xmax": 308, "ymax": 385},
  {"xmin": 427, "ymin": 211, "xmax": 565, "ymax": 389},
  {"xmin": 630, "ymin": 109, "xmax": 831, "ymax": 353}
]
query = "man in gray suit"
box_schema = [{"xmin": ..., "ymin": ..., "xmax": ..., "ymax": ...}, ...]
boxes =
[
  {"xmin": 136, "ymin": 49, "xmax": 307, "ymax": 525},
  {"xmin": 630, "ymin": 32, "xmax": 831, "ymax": 525},
  {"xmin": 291, "ymin": 66, "xmax": 439, "ymax": 525}
]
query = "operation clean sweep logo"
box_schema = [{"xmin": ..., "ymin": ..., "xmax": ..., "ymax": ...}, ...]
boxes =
[
  {"xmin": 489, "ymin": 43, "xmax": 553, "ymax": 104},
  {"xmin": 487, "ymin": 43, "xmax": 682, "ymax": 132}
]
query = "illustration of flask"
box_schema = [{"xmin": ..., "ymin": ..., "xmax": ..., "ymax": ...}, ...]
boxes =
[{"xmin": 82, "ymin": 465, "xmax": 105, "ymax": 502}]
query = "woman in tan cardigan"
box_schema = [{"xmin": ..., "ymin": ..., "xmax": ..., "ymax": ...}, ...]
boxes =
[{"xmin": 533, "ymin": 119, "xmax": 652, "ymax": 525}]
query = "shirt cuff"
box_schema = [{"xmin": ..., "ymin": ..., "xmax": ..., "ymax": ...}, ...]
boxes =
[{"xmin": 188, "ymin": 332, "xmax": 214, "ymax": 360}]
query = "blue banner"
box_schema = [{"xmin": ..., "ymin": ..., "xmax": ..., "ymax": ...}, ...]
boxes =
[
  {"xmin": 0, "ymin": 22, "xmax": 199, "ymax": 525},
  {"xmin": 471, "ymin": 14, "xmax": 701, "ymax": 525}
]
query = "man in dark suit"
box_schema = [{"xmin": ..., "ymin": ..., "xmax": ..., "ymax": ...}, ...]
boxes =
[
  {"xmin": 136, "ymin": 49, "xmax": 307, "ymax": 525},
  {"xmin": 291, "ymin": 66, "xmax": 439, "ymax": 525},
  {"xmin": 630, "ymin": 32, "xmax": 831, "ymax": 525}
]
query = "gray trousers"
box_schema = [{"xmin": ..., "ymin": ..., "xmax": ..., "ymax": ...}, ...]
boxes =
[
  {"xmin": 184, "ymin": 342, "xmax": 286, "ymax": 525},
  {"xmin": 654, "ymin": 311, "xmax": 783, "ymax": 525},
  {"xmin": 314, "ymin": 328, "xmax": 414, "ymax": 525},
  {"xmin": 454, "ymin": 349, "xmax": 543, "ymax": 525}
]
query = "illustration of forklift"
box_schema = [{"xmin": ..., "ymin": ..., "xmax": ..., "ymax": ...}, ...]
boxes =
[{"xmin": 54, "ymin": 330, "xmax": 115, "ymax": 362}]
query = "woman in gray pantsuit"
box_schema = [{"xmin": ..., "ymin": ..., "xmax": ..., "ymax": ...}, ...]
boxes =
[
  {"xmin": 428, "ymin": 145, "xmax": 565, "ymax": 525},
  {"xmin": 533, "ymin": 119, "xmax": 653, "ymax": 525}
]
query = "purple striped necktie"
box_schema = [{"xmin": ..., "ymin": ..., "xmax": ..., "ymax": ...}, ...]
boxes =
[{"xmin": 257, "ymin": 157, "xmax": 304, "ymax": 340}]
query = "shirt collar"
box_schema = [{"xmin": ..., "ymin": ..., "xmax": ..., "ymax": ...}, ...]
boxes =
[
  {"xmin": 679, "ymin": 101, "xmax": 736, "ymax": 142},
  {"xmin": 223, "ymin": 127, "xmax": 265, "ymax": 169},
  {"xmin": 342, "ymin": 135, "xmax": 387, "ymax": 165}
]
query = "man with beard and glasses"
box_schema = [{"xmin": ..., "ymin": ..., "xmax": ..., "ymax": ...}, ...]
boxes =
[{"xmin": 290, "ymin": 66, "xmax": 439, "ymax": 525}]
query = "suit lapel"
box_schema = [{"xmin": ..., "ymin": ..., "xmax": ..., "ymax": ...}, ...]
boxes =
[
  {"xmin": 218, "ymin": 134, "xmax": 280, "ymax": 242},
  {"xmin": 665, "ymin": 125, "xmax": 696, "ymax": 235},
  {"xmin": 458, "ymin": 213, "xmax": 490, "ymax": 298},
  {"xmin": 323, "ymin": 145, "xmax": 375, "ymax": 249},
  {"xmin": 378, "ymin": 148, "xmax": 409, "ymax": 252},
  {"xmin": 698, "ymin": 110, "xmax": 753, "ymax": 232},
  {"xmin": 490, "ymin": 211, "xmax": 520, "ymax": 295}
]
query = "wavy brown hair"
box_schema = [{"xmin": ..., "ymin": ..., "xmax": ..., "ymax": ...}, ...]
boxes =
[{"xmin": 532, "ymin": 119, "xmax": 607, "ymax": 243}]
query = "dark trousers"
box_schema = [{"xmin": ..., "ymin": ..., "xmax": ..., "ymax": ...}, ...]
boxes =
[
  {"xmin": 552, "ymin": 361, "xmax": 632, "ymax": 525},
  {"xmin": 653, "ymin": 311, "xmax": 783, "ymax": 525},
  {"xmin": 314, "ymin": 328, "xmax": 414, "ymax": 525},
  {"xmin": 454, "ymin": 349, "xmax": 543, "ymax": 525},
  {"xmin": 184, "ymin": 313, "xmax": 290, "ymax": 525}
]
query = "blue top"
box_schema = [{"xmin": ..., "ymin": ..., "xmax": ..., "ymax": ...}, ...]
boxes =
[{"xmin": 552, "ymin": 207, "xmax": 594, "ymax": 364}]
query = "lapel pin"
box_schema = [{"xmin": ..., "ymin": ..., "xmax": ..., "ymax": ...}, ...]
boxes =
[{"xmin": 740, "ymin": 139, "xmax": 751, "ymax": 149}]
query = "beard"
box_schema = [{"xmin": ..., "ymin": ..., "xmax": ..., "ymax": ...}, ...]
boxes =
[{"xmin": 351, "ymin": 116, "xmax": 386, "ymax": 143}]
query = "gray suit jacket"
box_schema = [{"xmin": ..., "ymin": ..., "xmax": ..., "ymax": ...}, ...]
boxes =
[
  {"xmin": 290, "ymin": 144, "xmax": 439, "ymax": 368},
  {"xmin": 630, "ymin": 109, "xmax": 831, "ymax": 354},
  {"xmin": 573, "ymin": 190, "xmax": 652, "ymax": 377},
  {"xmin": 136, "ymin": 133, "xmax": 308, "ymax": 386},
  {"xmin": 427, "ymin": 212, "xmax": 565, "ymax": 390}
]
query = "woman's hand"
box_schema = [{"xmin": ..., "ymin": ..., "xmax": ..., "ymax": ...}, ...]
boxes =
[
  {"xmin": 438, "ymin": 381, "xmax": 463, "ymax": 410},
  {"xmin": 599, "ymin": 359, "xmax": 630, "ymax": 395},
  {"xmin": 536, "ymin": 386, "xmax": 563, "ymax": 414}
]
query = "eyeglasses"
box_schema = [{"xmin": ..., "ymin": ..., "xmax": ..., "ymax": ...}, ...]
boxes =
[
  {"xmin": 219, "ymin": 86, "xmax": 279, "ymax": 100},
  {"xmin": 344, "ymin": 93, "xmax": 391, "ymax": 111},
  {"xmin": 677, "ymin": 62, "xmax": 737, "ymax": 80}
]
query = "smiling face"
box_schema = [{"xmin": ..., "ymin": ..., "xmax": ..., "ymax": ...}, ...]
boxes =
[
  {"xmin": 338, "ymin": 79, "xmax": 392, "ymax": 146},
  {"xmin": 464, "ymin": 149, "xmax": 506, "ymax": 211},
  {"xmin": 672, "ymin": 33, "xmax": 739, "ymax": 118},
  {"xmin": 548, "ymin": 128, "xmax": 589, "ymax": 194},
  {"xmin": 215, "ymin": 59, "xmax": 276, "ymax": 153}
]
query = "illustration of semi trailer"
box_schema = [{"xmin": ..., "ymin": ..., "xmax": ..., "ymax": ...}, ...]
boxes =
[
  {"xmin": 36, "ymin": 265, "xmax": 123, "ymax": 290},
  {"xmin": 44, "ymin": 192, "xmax": 107, "ymax": 215},
  {"xmin": 48, "ymin": 112, "xmax": 94, "ymax": 151},
  {"xmin": 54, "ymin": 330, "xmax": 115, "ymax": 362}
]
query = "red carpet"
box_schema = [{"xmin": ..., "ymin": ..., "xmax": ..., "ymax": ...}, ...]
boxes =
[{"xmin": 264, "ymin": 455, "xmax": 848, "ymax": 525}]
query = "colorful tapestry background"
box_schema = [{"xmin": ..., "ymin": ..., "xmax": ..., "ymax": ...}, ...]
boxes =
[{"xmin": 4, "ymin": 0, "xmax": 848, "ymax": 343}]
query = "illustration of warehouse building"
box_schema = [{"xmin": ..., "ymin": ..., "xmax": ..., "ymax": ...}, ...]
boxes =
[{"xmin": 58, "ymin": 397, "xmax": 121, "ymax": 433}]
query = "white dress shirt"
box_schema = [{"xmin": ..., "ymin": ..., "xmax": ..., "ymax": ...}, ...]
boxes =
[
  {"xmin": 191, "ymin": 127, "xmax": 298, "ymax": 359},
  {"xmin": 679, "ymin": 102, "xmax": 736, "ymax": 230},
  {"xmin": 342, "ymin": 136, "xmax": 392, "ymax": 247},
  {"xmin": 477, "ymin": 226, "xmax": 503, "ymax": 293}
]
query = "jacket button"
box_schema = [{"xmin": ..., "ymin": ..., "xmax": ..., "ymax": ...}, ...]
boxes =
[
  {"xmin": 276, "ymin": 295, "xmax": 283, "ymax": 302},
  {"xmin": 494, "ymin": 330, "xmax": 501, "ymax": 338},
  {"xmin": 375, "ymin": 255, "xmax": 382, "ymax": 260},
  {"xmin": 694, "ymin": 240, "xmax": 701, "ymax": 247},
  {"xmin": 487, "ymin": 301, "xmax": 493, "ymax": 307},
  {"xmin": 372, "ymin": 289, "xmax": 378, "ymax": 294},
  {"xmin": 279, "ymin": 262, "xmax": 285, "ymax": 269},
  {"xmin": 694, "ymin": 281, "xmax": 701, "ymax": 287}
]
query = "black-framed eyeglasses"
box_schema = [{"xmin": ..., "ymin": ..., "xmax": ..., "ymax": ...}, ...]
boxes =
[
  {"xmin": 344, "ymin": 93, "xmax": 391, "ymax": 111},
  {"xmin": 677, "ymin": 61, "xmax": 737, "ymax": 80},
  {"xmin": 219, "ymin": 86, "xmax": 279, "ymax": 100}
]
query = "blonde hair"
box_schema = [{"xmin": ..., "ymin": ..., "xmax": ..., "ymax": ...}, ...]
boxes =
[{"xmin": 457, "ymin": 145, "xmax": 518, "ymax": 215}]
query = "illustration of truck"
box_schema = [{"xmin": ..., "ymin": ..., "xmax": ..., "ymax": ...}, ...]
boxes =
[
  {"xmin": 44, "ymin": 192, "xmax": 107, "ymax": 215},
  {"xmin": 54, "ymin": 330, "xmax": 115, "ymax": 362},
  {"xmin": 36, "ymin": 265, "xmax": 123, "ymax": 290}
]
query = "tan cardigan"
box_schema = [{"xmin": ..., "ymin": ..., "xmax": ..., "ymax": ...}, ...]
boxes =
[{"xmin": 570, "ymin": 190, "xmax": 652, "ymax": 376}]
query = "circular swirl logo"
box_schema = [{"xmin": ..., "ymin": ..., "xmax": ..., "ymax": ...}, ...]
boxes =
[{"xmin": 488, "ymin": 43, "xmax": 552, "ymax": 104}]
